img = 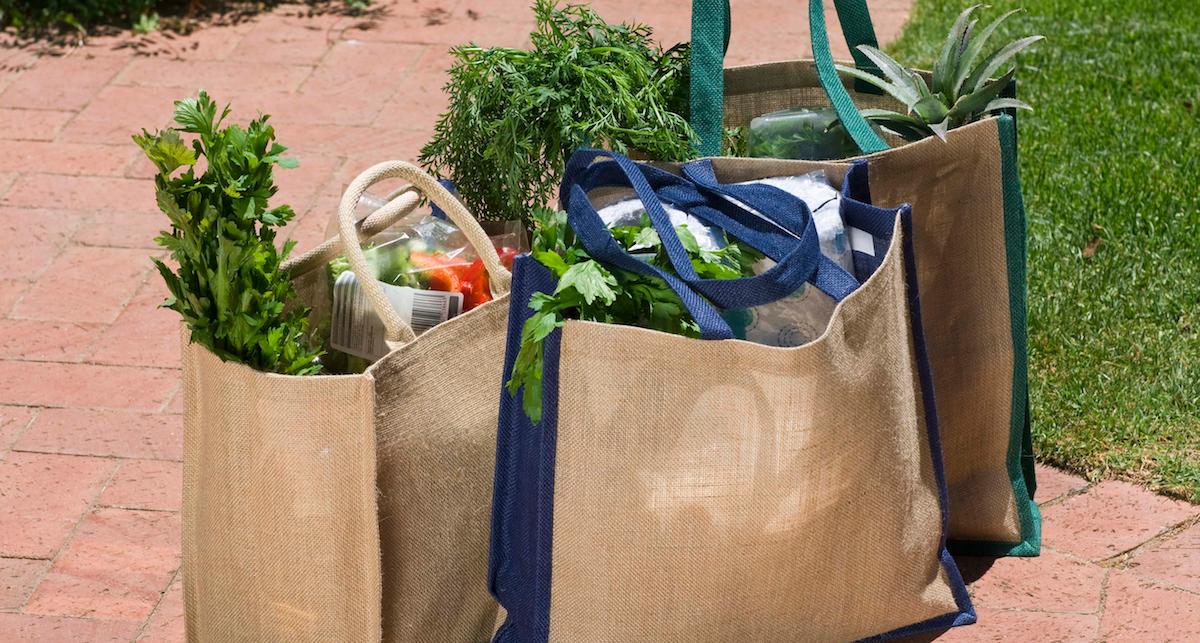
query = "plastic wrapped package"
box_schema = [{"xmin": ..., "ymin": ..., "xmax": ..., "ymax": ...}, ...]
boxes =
[
  {"xmin": 727, "ymin": 172, "xmax": 855, "ymax": 347},
  {"xmin": 748, "ymin": 107, "xmax": 860, "ymax": 161},
  {"xmin": 595, "ymin": 171, "xmax": 853, "ymax": 348},
  {"xmin": 321, "ymin": 191, "xmax": 526, "ymax": 371}
]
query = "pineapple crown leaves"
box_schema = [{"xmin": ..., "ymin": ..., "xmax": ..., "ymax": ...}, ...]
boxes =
[{"xmin": 835, "ymin": 5, "xmax": 1042, "ymax": 142}]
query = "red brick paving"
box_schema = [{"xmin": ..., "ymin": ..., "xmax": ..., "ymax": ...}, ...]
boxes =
[
  {"xmin": 0, "ymin": 1, "xmax": 1196, "ymax": 641},
  {"xmin": 99, "ymin": 461, "xmax": 183, "ymax": 513},
  {"xmin": 0, "ymin": 613, "xmax": 141, "ymax": 642},
  {"xmin": 0, "ymin": 405, "xmax": 37, "ymax": 452},
  {"xmin": 0, "ymin": 558, "xmax": 48, "ymax": 611},
  {"xmin": 24, "ymin": 508, "xmax": 181, "ymax": 622},
  {"xmin": 0, "ymin": 452, "xmax": 116, "ymax": 558},
  {"xmin": 1041, "ymin": 480, "xmax": 1198, "ymax": 562},
  {"xmin": 15, "ymin": 408, "xmax": 182, "ymax": 461},
  {"xmin": 1127, "ymin": 522, "xmax": 1200, "ymax": 594},
  {"xmin": 1100, "ymin": 572, "xmax": 1200, "ymax": 641}
]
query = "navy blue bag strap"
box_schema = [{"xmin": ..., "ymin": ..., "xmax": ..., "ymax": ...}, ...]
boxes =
[
  {"xmin": 590, "ymin": 158, "xmax": 858, "ymax": 301},
  {"xmin": 680, "ymin": 160, "xmax": 859, "ymax": 300},
  {"xmin": 563, "ymin": 150, "xmax": 835, "ymax": 309},
  {"xmin": 564, "ymin": 185, "xmax": 735, "ymax": 340},
  {"xmin": 568, "ymin": 159, "xmax": 799, "ymax": 260}
]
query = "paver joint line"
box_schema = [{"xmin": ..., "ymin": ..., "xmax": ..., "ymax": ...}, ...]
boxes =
[{"xmin": 1099, "ymin": 513, "xmax": 1200, "ymax": 569}]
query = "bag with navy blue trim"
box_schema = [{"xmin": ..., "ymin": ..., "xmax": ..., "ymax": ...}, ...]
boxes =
[
  {"xmin": 689, "ymin": 0, "xmax": 1041, "ymax": 556},
  {"xmin": 488, "ymin": 150, "xmax": 974, "ymax": 642}
]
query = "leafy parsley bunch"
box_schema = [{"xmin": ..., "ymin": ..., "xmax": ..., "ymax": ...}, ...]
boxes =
[{"xmin": 135, "ymin": 91, "xmax": 322, "ymax": 375}]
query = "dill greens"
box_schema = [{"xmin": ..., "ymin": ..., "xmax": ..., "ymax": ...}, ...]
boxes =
[{"xmin": 419, "ymin": 1, "xmax": 695, "ymax": 225}]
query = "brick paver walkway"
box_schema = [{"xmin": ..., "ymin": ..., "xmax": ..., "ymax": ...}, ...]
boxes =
[{"xmin": 0, "ymin": 1, "xmax": 1196, "ymax": 641}]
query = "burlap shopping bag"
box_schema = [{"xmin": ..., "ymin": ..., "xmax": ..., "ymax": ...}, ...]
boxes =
[
  {"xmin": 182, "ymin": 162, "xmax": 505, "ymax": 641},
  {"xmin": 488, "ymin": 151, "xmax": 974, "ymax": 641},
  {"xmin": 687, "ymin": 0, "xmax": 1040, "ymax": 554}
]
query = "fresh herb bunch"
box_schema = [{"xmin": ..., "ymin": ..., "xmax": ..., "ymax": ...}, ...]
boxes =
[
  {"xmin": 506, "ymin": 206, "xmax": 761, "ymax": 423},
  {"xmin": 419, "ymin": 0, "xmax": 695, "ymax": 225},
  {"xmin": 135, "ymin": 91, "xmax": 323, "ymax": 375},
  {"xmin": 836, "ymin": 5, "xmax": 1041, "ymax": 141}
]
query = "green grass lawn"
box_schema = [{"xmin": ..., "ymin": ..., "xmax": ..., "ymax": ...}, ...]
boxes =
[{"xmin": 889, "ymin": 0, "xmax": 1199, "ymax": 501}]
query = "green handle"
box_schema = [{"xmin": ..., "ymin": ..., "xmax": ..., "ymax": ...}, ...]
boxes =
[
  {"xmin": 809, "ymin": 0, "xmax": 889, "ymax": 153},
  {"xmin": 829, "ymin": 0, "xmax": 886, "ymax": 85},
  {"xmin": 689, "ymin": 0, "xmax": 730, "ymax": 156},
  {"xmin": 689, "ymin": 0, "xmax": 887, "ymax": 156}
]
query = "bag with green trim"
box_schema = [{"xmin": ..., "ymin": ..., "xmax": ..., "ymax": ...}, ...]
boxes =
[{"xmin": 689, "ymin": 0, "xmax": 1040, "ymax": 555}]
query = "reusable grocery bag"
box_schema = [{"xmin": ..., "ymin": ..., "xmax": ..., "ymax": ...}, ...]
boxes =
[
  {"xmin": 688, "ymin": 0, "xmax": 1040, "ymax": 554},
  {"xmin": 488, "ymin": 150, "xmax": 974, "ymax": 642},
  {"xmin": 181, "ymin": 161, "xmax": 505, "ymax": 642}
]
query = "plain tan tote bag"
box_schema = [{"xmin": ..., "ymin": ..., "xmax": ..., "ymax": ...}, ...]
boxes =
[
  {"xmin": 489, "ymin": 151, "xmax": 974, "ymax": 642},
  {"xmin": 688, "ymin": 0, "xmax": 1040, "ymax": 554},
  {"xmin": 182, "ymin": 162, "xmax": 506, "ymax": 642}
]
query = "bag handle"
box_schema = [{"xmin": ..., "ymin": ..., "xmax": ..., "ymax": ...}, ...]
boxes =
[
  {"xmin": 679, "ymin": 160, "xmax": 859, "ymax": 299},
  {"xmin": 568, "ymin": 157, "xmax": 857, "ymax": 303},
  {"xmin": 282, "ymin": 187, "xmax": 422, "ymax": 275},
  {"xmin": 335, "ymin": 161, "xmax": 513, "ymax": 346},
  {"xmin": 689, "ymin": 0, "xmax": 887, "ymax": 156},
  {"xmin": 564, "ymin": 158, "xmax": 800, "ymax": 261},
  {"xmin": 809, "ymin": 0, "xmax": 889, "ymax": 153},
  {"xmin": 564, "ymin": 150, "xmax": 834, "ymax": 311},
  {"xmin": 562, "ymin": 168, "xmax": 735, "ymax": 340}
]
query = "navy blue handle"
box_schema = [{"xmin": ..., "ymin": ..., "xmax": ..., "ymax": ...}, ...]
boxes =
[
  {"xmin": 565, "ymin": 184, "xmax": 735, "ymax": 340},
  {"xmin": 680, "ymin": 160, "xmax": 860, "ymax": 300},
  {"xmin": 568, "ymin": 160, "xmax": 799, "ymax": 261},
  {"xmin": 427, "ymin": 178, "xmax": 459, "ymax": 220},
  {"xmin": 563, "ymin": 150, "xmax": 833, "ymax": 311}
]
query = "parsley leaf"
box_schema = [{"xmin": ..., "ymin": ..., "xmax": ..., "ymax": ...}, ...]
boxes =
[
  {"xmin": 505, "ymin": 206, "xmax": 764, "ymax": 422},
  {"xmin": 136, "ymin": 91, "xmax": 322, "ymax": 376},
  {"xmin": 556, "ymin": 260, "xmax": 617, "ymax": 306}
]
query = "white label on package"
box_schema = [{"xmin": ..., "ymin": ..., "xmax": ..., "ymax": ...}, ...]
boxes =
[
  {"xmin": 330, "ymin": 272, "xmax": 463, "ymax": 361},
  {"xmin": 848, "ymin": 227, "xmax": 876, "ymax": 257}
]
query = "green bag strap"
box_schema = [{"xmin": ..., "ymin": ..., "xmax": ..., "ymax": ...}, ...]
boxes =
[
  {"xmin": 689, "ymin": 0, "xmax": 731, "ymax": 156},
  {"xmin": 689, "ymin": 0, "xmax": 886, "ymax": 156},
  {"xmin": 829, "ymin": 0, "xmax": 885, "ymax": 84},
  {"xmin": 810, "ymin": 0, "xmax": 889, "ymax": 153}
]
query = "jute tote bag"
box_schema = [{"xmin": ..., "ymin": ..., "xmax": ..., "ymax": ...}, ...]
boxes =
[
  {"xmin": 181, "ymin": 162, "xmax": 505, "ymax": 642},
  {"xmin": 488, "ymin": 150, "xmax": 974, "ymax": 642},
  {"xmin": 689, "ymin": 0, "xmax": 1040, "ymax": 554}
]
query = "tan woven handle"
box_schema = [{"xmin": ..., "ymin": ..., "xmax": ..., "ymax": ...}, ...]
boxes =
[
  {"xmin": 282, "ymin": 186, "xmax": 422, "ymax": 275},
  {"xmin": 336, "ymin": 161, "xmax": 513, "ymax": 347}
]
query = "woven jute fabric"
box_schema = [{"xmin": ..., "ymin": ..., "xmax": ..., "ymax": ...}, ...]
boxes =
[
  {"xmin": 182, "ymin": 338, "xmax": 381, "ymax": 642},
  {"xmin": 718, "ymin": 59, "xmax": 1030, "ymax": 545},
  {"xmin": 181, "ymin": 219, "xmax": 504, "ymax": 641},
  {"xmin": 371, "ymin": 296, "xmax": 509, "ymax": 642},
  {"xmin": 544, "ymin": 216, "xmax": 959, "ymax": 641}
]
